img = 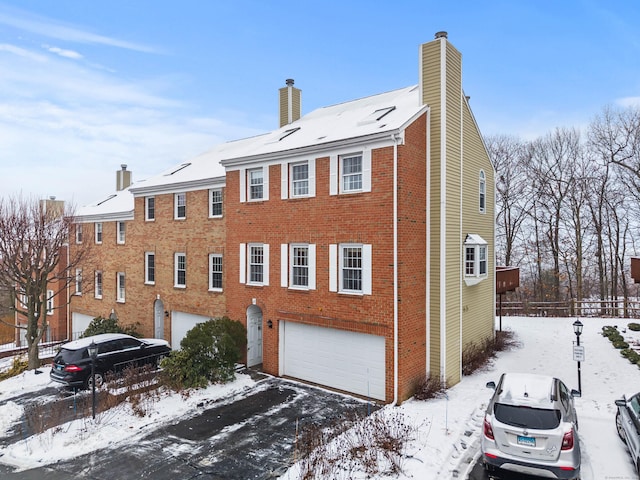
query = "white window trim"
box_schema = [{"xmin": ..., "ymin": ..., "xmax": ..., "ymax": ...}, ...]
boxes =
[
  {"xmin": 117, "ymin": 221, "xmax": 125, "ymax": 244},
  {"xmin": 145, "ymin": 252, "xmax": 155, "ymax": 285},
  {"xmin": 329, "ymin": 149, "xmax": 371, "ymax": 195},
  {"xmin": 95, "ymin": 222, "xmax": 102, "ymax": 244},
  {"xmin": 209, "ymin": 253, "xmax": 223, "ymax": 291},
  {"xmin": 46, "ymin": 290, "xmax": 54, "ymax": 315},
  {"xmin": 329, "ymin": 243, "xmax": 372, "ymax": 295},
  {"xmin": 245, "ymin": 243, "xmax": 269, "ymax": 286},
  {"xmin": 247, "ymin": 167, "xmax": 269, "ymax": 202},
  {"xmin": 145, "ymin": 196, "xmax": 155, "ymax": 222},
  {"xmin": 464, "ymin": 234, "xmax": 488, "ymax": 286},
  {"xmin": 209, "ymin": 188, "xmax": 223, "ymax": 218},
  {"xmin": 281, "ymin": 160, "xmax": 316, "ymax": 199},
  {"xmin": 479, "ymin": 170, "xmax": 486, "ymax": 214},
  {"xmin": 174, "ymin": 193, "xmax": 186, "ymax": 220},
  {"xmin": 116, "ymin": 272, "xmax": 126, "ymax": 303},
  {"xmin": 281, "ymin": 243, "xmax": 316, "ymax": 290},
  {"xmin": 75, "ymin": 269, "xmax": 82, "ymax": 295},
  {"xmin": 95, "ymin": 271, "xmax": 103, "ymax": 299},
  {"xmin": 174, "ymin": 252, "xmax": 186, "ymax": 288},
  {"xmin": 75, "ymin": 224, "xmax": 83, "ymax": 244}
]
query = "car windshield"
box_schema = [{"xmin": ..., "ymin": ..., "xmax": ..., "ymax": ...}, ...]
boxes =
[{"xmin": 494, "ymin": 403, "xmax": 561, "ymax": 429}]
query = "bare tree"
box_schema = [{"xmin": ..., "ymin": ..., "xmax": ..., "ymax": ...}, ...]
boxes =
[{"xmin": 0, "ymin": 195, "xmax": 91, "ymax": 369}]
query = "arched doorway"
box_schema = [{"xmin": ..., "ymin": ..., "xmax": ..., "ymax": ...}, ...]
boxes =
[
  {"xmin": 154, "ymin": 299, "xmax": 165, "ymax": 339},
  {"xmin": 246, "ymin": 305, "xmax": 263, "ymax": 367}
]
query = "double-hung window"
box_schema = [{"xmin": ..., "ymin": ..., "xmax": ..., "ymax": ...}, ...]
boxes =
[
  {"xmin": 145, "ymin": 252, "xmax": 155, "ymax": 284},
  {"xmin": 464, "ymin": 234, "xmax": 488, "ymax": 286},
  {"xmin": 116, "ymin": 272, "xmax": 125, "ymax": 302},
  {"xmin": 210, "ymin": 189, "xmax": 223, "ymax": 217},
  {"xmin": 175, "ymin": 253, "xmax": 186, "ymax": 287},
  {"xmin": 175, "ymin": 193, "xmax": 186, "ymax": 219},
  {"xmin": 95, "ymin": 271, "xmax": 103, "ymax": 299},
  {"xmin": 117, "ymin": 221, "xmax": 126, "ymax": 244},
  {"xmin": 75, "ymin": 269, "xmax": 83, "ymax": 295},
  {"xmin": 145, "ymin": 196, "xmax": 155, "ymax": 221},
  {"xmin": 239, "ymin": 243, "xmax": 270, "ymax": 286},
  {"xmin": 46, "ymin": 290, "xmax": 54, "ymax": 315},
  {"xmin": 479, "ymin": 170, "xmax": 486, "ymax": 213},
  {"xmin": 209, "ymin": 254, "xmax": 223, "ymax": 291},
  {"xmin": 342, "ymin": 154, "xmax": 363, "ymax": 192},
  {"xmin": 291, "ymin": 162, "xmax": 309, "ymax": 197},
  {"xmin": 75, "ymin": 224, "xmax": 83, "ymax": 244},
  {"xmin": 281, "ymin": 244, "xmax": 316, "ymax": 289},
  {"xmin": 249, "ymin": 168, "xmax": 264, "ymax": 200},
  {"xmin": 329, "ymin": 244, "xmax": 372, "ymax": 295},
  {"xmin": 95, "ymin": 222, "xmax": 102, "ymax": 244}
]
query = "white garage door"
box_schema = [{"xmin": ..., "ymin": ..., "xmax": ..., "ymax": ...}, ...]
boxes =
[
  {"xmin": 171, "ymin": 311, "xmax": 210, "ymax": 350},
  {"xmin": 281, "ymin": 322, "xmax": 386, "ymax": 400},
  {"xmin": 71, "ymin": 313, "xmax": 94, "ymax": 339}
]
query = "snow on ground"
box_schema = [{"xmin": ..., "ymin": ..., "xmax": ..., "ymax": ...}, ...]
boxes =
[{"xmin": 0, "ymin": 316, "xmax": 638, "ymax": 479}]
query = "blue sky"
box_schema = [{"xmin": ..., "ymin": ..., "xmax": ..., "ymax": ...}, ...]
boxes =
[{"xmin": 0, "ymin": 0, "xmax": 638, "ymax": 207}]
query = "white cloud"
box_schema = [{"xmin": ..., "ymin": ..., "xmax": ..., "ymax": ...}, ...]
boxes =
[
  {"xmin": 616, "ymin": 96, "xmax": 640, "ymax": 108},
  {"xmin": 43, "ymin": 44, "xmax": 83, "ymax": 59},
  {"xmin": 0, "ymin": 4, "xmax": 159, "ymax": 53}
]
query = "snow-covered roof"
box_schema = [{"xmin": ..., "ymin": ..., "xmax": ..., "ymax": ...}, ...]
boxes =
[
  {"xmin": 75, "ymin": 186, "xmax": 134, "ymax": 222},
  {"xmin": 130, "ymin": 85, "xmax": 425, "ymax": 195},
  {"xmin": 82, "ymin": 84, "xmax": 426, "ymax": 213}
]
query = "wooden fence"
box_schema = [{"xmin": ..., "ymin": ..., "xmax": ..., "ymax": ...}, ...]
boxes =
[{"xmin": 496, "ymin": 299, "xmax": 640, "ymax": 319}]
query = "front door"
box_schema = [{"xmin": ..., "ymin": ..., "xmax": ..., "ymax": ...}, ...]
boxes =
[
  {"xmin": 154, "ymin": 299, "xmax": 164, "ymax": 339},
  {"xmin": 247, "ymin": 306, "xmax": 263, "ymax": 367}
]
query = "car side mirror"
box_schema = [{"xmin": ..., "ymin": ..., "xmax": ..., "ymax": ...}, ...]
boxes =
[
  {"xmin": 615, "ymin": 399, "xmax": 627, "ymax": 407},
  {"xmin": 571, "ymin": 389, "xmax": 581, "ymax": 398},
  {"xmin": 486, "ymin": 381, "xmax": 496, "ymax": 390}
]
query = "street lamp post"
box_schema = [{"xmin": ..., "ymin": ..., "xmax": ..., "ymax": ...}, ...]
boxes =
[
  {"xmin": 573, "ymin": 320, "xmax": 583, "ymax": 394},
  {"xmin": 87, "ymin": 341, "xmax": 98, "ymax": 420}
]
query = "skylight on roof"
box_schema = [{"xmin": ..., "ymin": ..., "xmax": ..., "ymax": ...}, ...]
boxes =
[
  {"xmin": 165, "ymin": 163, "xmax": 191, "ymax": 176},
  {"xmin": 96, "ymin": 195, "xmax": 117, "ymax": 206},
  {"xmin": 357, "ymin": 106, "xmax": 396, "ymax": 126},
  {"xmin": 265, "ymin": 127, "xmax": 301, "ymax": 145}
]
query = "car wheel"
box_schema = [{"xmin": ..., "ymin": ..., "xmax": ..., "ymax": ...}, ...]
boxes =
[
  {"xmin": 616, "ymin": 411, "xmax": 627, "ymax": 444},
  {"xmin": 85, "ymin": 372, "xmax": 105, "ymax": 390}
]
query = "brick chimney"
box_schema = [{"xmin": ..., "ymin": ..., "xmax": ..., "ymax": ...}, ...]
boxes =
[
  {"xmin": 279, "ymin": 78, "xmax": 302, "ymax": 127},
  {"xmin": 116, "ymin": 164, "xmax": 132, "ymax": 191}
]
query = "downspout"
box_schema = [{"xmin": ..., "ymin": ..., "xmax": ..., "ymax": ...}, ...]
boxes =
[
  {"xmin": 425, "ymin": 108, "xmax": 431, "ymax": 375},
  {"xmin": 392, "ymin": 133, "xmax": 400, "ymax": 406}
]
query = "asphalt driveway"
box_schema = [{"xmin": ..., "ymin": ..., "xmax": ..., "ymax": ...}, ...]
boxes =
[{"xmin": 0, "ymin": 376, "xmax": 373, "ymax": 479}]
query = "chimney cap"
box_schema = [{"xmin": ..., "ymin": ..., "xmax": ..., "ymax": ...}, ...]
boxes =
[
  {"xmin": 285, "ymin": 78, "xmax": 295, "ymax": 87},
  {"xmin": 435, "ymin": 31, "xmax": 448, "ymax": 39},
  {"xmin": 121, "ymin": 164, "xmax": 127, "ymax": 170}
]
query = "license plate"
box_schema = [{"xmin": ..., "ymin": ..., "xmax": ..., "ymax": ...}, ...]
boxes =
[{"xmin": 517, "ymin": 435, "xmax": 536, "ymax": 447}]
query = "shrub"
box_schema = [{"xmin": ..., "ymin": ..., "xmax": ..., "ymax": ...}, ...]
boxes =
[
  {"xmin": 613, "ymin": 341, "xmax": 630, "ymax": 349},
  {"xmin": 628, "ymin": 351, "xmax": 640, "ymax": 365},
  {"xmin": 628, "ymin": 323, "xmax": 640, "ymax": 332},
  {"xmin": 161, "ymin": 317, "xmax": 247, "ymax": 390},
  {"xmin": 608, "ymin": 334, "xmax": 624, "ymax": 343},
  {"xmin": 462, "ymin": 330, "xmax": 519, "ymax": 376},
  {"xmin": 0, "ymin": 355, "xmax": 28, "ymax": 380},
  {"xmin": 81, "ymin": 316, "xmax": 141, "ymax": 338},
  {"xmin": 621, "ymin": 348, "xmax": 633, "ymax": 358},
  {"xmin": 413, "ymin": 374, "xmax": 446, "ymax": 400},
  {"xmin": 602, "ymin": 326, "xmax": 619, "ymax": 338}
]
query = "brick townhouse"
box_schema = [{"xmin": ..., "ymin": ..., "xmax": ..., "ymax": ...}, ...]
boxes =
[{"xmin": 70, "ymin": 32, "xmax": 495, "ymax": 403}]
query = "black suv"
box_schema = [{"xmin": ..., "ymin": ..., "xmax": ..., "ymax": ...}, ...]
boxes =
[{"xmin": 50, "ymin": 333, "xmax": 171, "ymax": 389}]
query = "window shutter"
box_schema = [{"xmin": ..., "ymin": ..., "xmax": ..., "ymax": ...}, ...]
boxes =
[
  {"xmin": 329, "ymin": 155, "xmax": 338, "ymax": 195},
  {"xmin": 263, "ymin": 165, "xmax": 270, "ymax": 201},
  {"xmin": 239, "ymin": 243, "xmax": 246, "ymax": 284},
  {"xmin": 362, "ymin": 149, "xmax": 372, "ymax": 193},
  {"xmin": 281, "ymin": 244, "xmax": 288, "ymax": 287},
  {"xmin": 329, "ymin": 244, "xmax": 337, "ymax": 292},
  {"xmin": 239, "ymin": 169, "xmax": 246, "ymax": 203},
  {"xmin": 362, "ymin": 244, "xmax": 372, "ymax": 295},
  {"xmin": 263, "ymin": 243, "xmax": 270, "ymax": 285},
  {"xmin": 308, "ymin": 244, "xmax": 316, "ymax": 290},
  {"xmin": 308, "ymin": 158, "xmax": 316, "ymax": 197},
  {"xmin": 281, "ymin": 163, "xmax": 288, "ymax": 199}
]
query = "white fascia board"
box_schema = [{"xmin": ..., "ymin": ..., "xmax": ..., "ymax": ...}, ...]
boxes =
[
  {"xmin": 75, "ymin": 211, "xmax": 135, "ymax": 223},
  {"xmin": 129, "ymin": 176, "xmax": 226, "ymax": 197}
]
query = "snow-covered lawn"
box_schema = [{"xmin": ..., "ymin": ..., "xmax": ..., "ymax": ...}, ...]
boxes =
[{"xmin": 0, "ymin": 316, "xmax": 638, "ymax": 479}]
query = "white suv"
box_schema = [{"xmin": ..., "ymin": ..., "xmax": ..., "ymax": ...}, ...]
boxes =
[{"xmin": 481, "ymin": 373, "xmax": 581, "ymax": 479}]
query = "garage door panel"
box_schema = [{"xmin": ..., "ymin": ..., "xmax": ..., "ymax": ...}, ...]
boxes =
[
  {"xmin": 282, "ymin": 322, "xmax": 385, "ymax": 400},
  {"xmin": 171, "ymin": 312, "xmax": 210, "ymax": 350}
]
